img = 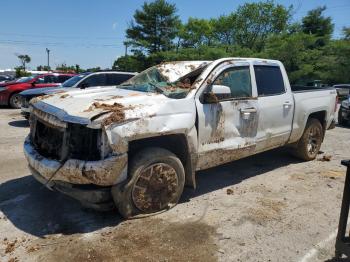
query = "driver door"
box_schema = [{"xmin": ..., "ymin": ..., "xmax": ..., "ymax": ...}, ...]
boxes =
[{"xmin": 195, "ymin": 61, "xmax": 259, "ymax": 170}]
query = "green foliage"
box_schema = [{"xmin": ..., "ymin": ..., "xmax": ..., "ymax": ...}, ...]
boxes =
[
  {"xmin": 36, "ymin": 65, "xmax": 51, "ymax": 71},
  {"xmin": 16, "ymin": 54, "xmax": 31, "ymax": 71},
  {"xmin": 126, "ymin": 0, "xmax": 180, "ymax": 54},
  {"xmin": 302, "ymin": 6, "xmax": 334, "ymax": 37},
  {"xmin": 342, "ymin": 27, "xmax": 350, "ymax": 40},
  {"xmin": 114, "ymin": 0, "xmax": 350, "ymax": 85},
  {"xmin": 179, "ymin": 18, "xmax": 213, "ymax": 48},
  {"xmin": 56, "ymin": 63, "xmax": 77, "ymax": 73},
  {"xmin": 233, "ymin": 1, "xmax": 291, "ymax": 51},
  {"xmin": 14, "ymin": 67, "xmax": 31, "ymax": 78}
]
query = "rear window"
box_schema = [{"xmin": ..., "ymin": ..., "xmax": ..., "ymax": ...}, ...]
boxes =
[{"xmin": 254, "ymin": 66, "xmax": 285, "ymax": 96}]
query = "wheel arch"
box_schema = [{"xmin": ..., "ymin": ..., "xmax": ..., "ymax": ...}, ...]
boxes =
[
  {"xmin": 307, "ymin": 111, "xmax": 327, "ymax": 140},
  {"xmin": 128, "ymin": 133, "xmax": 197, "ymax": 189}
]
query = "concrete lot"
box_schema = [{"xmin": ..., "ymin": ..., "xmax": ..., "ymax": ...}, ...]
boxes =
[{"xmin": 0, "ymin": 108, "xmax": 349, "ymax": 262}]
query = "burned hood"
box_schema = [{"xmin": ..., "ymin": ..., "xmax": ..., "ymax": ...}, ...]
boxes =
[{"xmin": 30, "ymin": 87, "xmax": 188, "ymax": 126}]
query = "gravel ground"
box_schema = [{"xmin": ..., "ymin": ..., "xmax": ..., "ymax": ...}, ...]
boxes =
[{"xmin": 0, "ymin": 108, "xmax": 349, "ymax": 262}]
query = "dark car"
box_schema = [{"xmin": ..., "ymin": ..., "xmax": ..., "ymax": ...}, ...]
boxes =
[
  {"xmin": 0, "ymin": 73, "xmax": 75, "ymax": 108},
  {"xmin": 20, "ymin": 71, "xmax": 137, "ymax": 118},
  {"xmin": 334, "ymin": 84, "xmax": 350, "ymax": 98},
  {"xmin": 0, "ymin": 75, "xmax": 13, "ymax": 83},
  {"xmin": 339, "ymin": 95, "xmax": 350, "ymax": 126}
]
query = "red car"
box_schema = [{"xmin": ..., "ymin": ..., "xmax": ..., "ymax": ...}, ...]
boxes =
[{"xmin": 0, "ymin": 73, "xmax": 75, "ymax": 108}]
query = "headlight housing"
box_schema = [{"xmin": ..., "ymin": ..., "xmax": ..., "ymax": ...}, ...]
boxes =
[{"xmin": 0, "ymin": 87, "xmax": 7, "ymax": 92}]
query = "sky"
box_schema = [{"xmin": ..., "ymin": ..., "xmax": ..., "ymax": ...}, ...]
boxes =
[{"xmin": 0, "ymin": 0, "xmax": 349, "ymax": 70}]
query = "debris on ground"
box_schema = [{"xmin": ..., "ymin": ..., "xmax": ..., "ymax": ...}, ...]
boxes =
[
  {"xmin": 226, "ymin": 188, "xmax": 234, "ymax": 195},
  {"xmin": 318, "ymin": 155, "xmax": 332, "ymax": 162},
  {"xmin": 5, "ymin": 239, "xmax": 17, "ymax": 254}
]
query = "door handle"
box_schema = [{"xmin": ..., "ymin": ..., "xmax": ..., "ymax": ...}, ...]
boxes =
[
  {"xmin": 240, "ymin": 107, "xmax": 257, "ymax": 114},
  {"xmin": 283, "ymin": 101, "xmax": 293, "ymax": 108}
]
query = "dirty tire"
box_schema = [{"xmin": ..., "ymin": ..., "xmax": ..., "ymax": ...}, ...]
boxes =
[
  {"xmin": 112, "ymin": 147, "xmax": 185, "ymax": 219},
  {"xmin": 338, "ymin": 107, "xmax": 347, "ymax": 126},
  {"xmin": 293, "ymin": 118, "xmax": 323, "ymax": 161},
  {"xmin": 9, "ymin": 93, "xmax": 22, "ymax": 109}
]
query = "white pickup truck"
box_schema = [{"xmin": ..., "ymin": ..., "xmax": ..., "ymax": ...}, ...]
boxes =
[{"xmin": 24, "ymin": 58, "xmax": 337, "ymax": 218}]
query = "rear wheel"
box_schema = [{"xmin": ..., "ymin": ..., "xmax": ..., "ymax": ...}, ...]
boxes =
[
  {"xmin": 112, "ymin": 147, "xmax": 185, "ymax": 219},
  {"xmin": 293, "ymin": 118, "xmax": 323, "ymax": 161},
  {"xmin": 9, "ymin": 93, "xmax": 22, "ymax": 109}
]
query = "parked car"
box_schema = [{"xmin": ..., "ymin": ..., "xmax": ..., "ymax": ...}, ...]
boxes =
[
  {"xmin": 334, "ymin": 84, "xmax": 350, "ymax": 98},
  {"xmin": 0, "ymin": 75, "xmax": 13, "ymax": 83},
  {"xmin": 23, "ymin": 58, "xmax": 337, "ymax": 218},
  {"xmin": 0, "ymin": 73, "xmax": 75, "ymax": 108},
  {"xmin": 338, "ymin": 95, "xmax": 350, "ymax": 126},
  {"xmin": 19, "ymin": 71, "xmax": 136, "ymax": 118}
]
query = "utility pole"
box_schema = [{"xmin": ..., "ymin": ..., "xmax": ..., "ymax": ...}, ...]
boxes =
[
  {"xmin": 46, "ymin": 48, "xmax": 50, "ymax": 70},
  {"xmin": 124, "ymin": 41, "xmax": 129, "ymax": 56}
]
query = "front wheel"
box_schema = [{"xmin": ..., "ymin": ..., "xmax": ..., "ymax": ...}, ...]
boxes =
[
  {"xmin": 9, "ymin": 93, "xmax": 22, "ymax": 109},
  {"xmin": 112, "ymin": 147, "xmax": 185, "ymax": 219},
  {"xmin": 293, "ymin": 118, "xmax": 323, "ymax": 161}
]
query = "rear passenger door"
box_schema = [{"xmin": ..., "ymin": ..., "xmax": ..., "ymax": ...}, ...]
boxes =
[{"xmin": 254, "ymin": 64, "xmax": 294, "ymax": 151}]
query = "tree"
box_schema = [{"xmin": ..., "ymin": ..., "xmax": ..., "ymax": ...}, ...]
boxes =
[
  {"xmin": 302, "ymin": 6, "xmax": 333, "ymax": 37},
  {"xmin": 126, "ymin": 0, "xmax": 180, "ymax": 54},
  {"xmin": 342, "ymin": 27, "xmax": 350, "ymax": 40},
  {"xmin": 233, "ymin": 1, "xmax": 291, "ymax": 51},
  {"xmin": 17, "ymin": 54, "xmax": 31, "ymax": 71},
  {"xmin": 211, "ymin": 14, "xmax": 237, "ymax": 46},
  {"xmin": 36, "ymin": 65, "xmax": 50, "ymax": 71},
  {"xmin": 178, "ymin": 18, "xmax": 213, "ymax": 48}
]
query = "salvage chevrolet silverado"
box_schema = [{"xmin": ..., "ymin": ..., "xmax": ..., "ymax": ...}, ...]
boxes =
[{"xmin": 24, "ymin": 58, "xmax": 337, "ymax": 218}]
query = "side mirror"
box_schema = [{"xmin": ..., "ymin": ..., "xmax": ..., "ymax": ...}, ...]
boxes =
[
  {"xmin": 202, "ymin": 84, "xmax": 231, "ymax": 104},
  {"xmin": 79, "ymin": 82, "xmax": 89, "ymax": 89}
]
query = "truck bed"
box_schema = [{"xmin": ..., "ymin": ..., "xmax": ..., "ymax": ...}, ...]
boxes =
[
  {"xmin": 288, "ymin": 87, "xmax": 337, "ymax": 144},
  {"xmin": 291, "ymin": 85, "xmax": 333, "ymax": 92}
]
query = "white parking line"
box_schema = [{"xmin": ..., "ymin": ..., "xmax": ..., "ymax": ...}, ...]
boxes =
[{"xmin": 299, "ymin": 228, "xmax": 340, "ymax": 262}]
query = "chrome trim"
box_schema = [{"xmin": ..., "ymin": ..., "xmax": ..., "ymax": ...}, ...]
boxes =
[{"xmin": 32, "ymin": 101, "xmax": 91, "ymax": 125}]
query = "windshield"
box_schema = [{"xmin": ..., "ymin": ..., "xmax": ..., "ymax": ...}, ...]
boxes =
[
  {"xmin": 16, "ymin": 76, "xmax": 36, "ymax": 83},
  {"xmin": 62, "ymin": 73, "xmax": 89, "ymax": 87},
  {"xmin": 120, "ymin": 62, "xmax": 210, "ymax": 99}
]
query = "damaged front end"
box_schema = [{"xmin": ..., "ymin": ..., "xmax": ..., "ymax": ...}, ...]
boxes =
[{"xmin": 24, "ymin": 104, "xmax": 128, "ymax": 210}]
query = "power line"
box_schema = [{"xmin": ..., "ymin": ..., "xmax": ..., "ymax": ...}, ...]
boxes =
[
  {"xmin": 0, "ymin": 32, "xmax": 124, "ymax": 40},
  {"xmin": 0, "ymin": 39, "xmax": 124, "ymax": 48}
]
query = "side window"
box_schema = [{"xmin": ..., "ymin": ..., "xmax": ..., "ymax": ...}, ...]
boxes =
[
  {"xmin": 57, "ymin": 75, "xmax": 71, "ymax": 83},
  {"xmin": 213, "ymin": 66, "xmax": 252, "ymax": 99},
  {"xmin": 80, "ymin": 74, "xmax": 106, "ymax": 87},
  {"xmin": 43, "ymin": 75, "xmax": 56, "ymax": 83},
  {"xmin": 35, "ymin": 77, "xmax": 45, "ymax": 84},
  {"xmin": 254, "ymin": 66, "xmax": 285, "ymax": 96},
  {"xmin": 106, "ymin": 74, "xmax": 133, "ymax": 85}
]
